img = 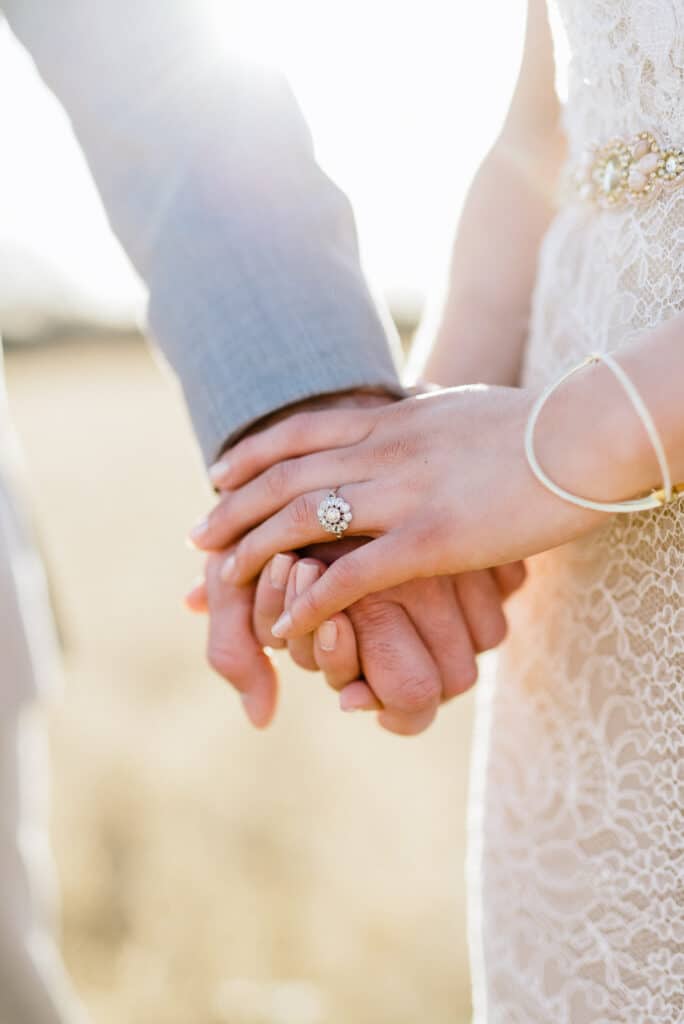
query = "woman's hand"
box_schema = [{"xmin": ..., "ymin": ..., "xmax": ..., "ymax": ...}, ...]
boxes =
[{"xmin": 190, "ymin": 383, "xmax": 616, "ymax": 638}]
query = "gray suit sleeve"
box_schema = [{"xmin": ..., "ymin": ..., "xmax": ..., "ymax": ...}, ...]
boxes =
[{"xmin": 3, "ymin": 1, "xmax": 405, "ymax": 463}]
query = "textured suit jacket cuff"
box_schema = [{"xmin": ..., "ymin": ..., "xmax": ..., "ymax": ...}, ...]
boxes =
[{"xmin": 148, "ymin": 310, "xmax": 407, "ymax": 465}]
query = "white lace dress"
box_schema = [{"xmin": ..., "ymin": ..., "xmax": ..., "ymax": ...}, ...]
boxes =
[{"xmin": 467, "ymin": 3, "xmax": 684, "ymax": 1021}]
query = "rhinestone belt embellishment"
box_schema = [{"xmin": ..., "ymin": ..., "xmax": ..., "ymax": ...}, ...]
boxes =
[{"xmin": 576, "ymin": 132, "xmax": 684, "ymax": 209}]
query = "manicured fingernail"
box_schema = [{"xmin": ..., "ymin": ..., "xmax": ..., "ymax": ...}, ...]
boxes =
[
  {"xmin": 318, "ymin": 620, "xmax": 337, "ymax": 652},
  {"xmin": 220, "ymin": 553, "xmax": 237, "ymax": 582},
  {"xmin": 271, "ymin": 611, "xmax": 293, "ymax": 638},
  {"xmin": 269, "ymin": 553, "xmax": 292, "ymax": 591},
  {"xmin": 209, "ymin": 459, "xmax": 231, "ymax": 487},
  {"xmin": 188, "ymin": 517, "xmax": 210, "ymax": 545},
  {"xmin": 295, "ymin": 560, "xmax": 319, "ymax": 595}
]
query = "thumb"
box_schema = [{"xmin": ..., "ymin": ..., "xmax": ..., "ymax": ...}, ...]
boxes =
[{"xmin": 271, "ymin": 530, "xmax": 421, "ymax": 640}]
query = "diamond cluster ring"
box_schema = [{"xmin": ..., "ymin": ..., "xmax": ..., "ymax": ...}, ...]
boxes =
[{"xmin": 318, "ymin": 489, "xmax": 353, "ymax": 538}]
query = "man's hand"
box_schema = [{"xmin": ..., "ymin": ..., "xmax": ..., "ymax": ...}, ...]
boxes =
[
  {"xmin": 186, "ymin": 389, "xmax": 391, "ymax": 724},
  {"xmin": 187, "ymin": 544, "xmax": 525, "ymax": 736},
  {"xmin": 272, "ymin": 554, "xmax": 524, "ymax": 735}
]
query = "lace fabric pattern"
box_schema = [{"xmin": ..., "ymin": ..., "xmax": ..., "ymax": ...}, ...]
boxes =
[{"xmin": 467, "ymin": 3, "xmax": 684, "ymax": 1021}]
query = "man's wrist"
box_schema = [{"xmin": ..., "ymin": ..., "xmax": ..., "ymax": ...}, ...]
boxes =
[{"xmin": 233, "ymin": 387, "xmax": 398, "ymax": 445}]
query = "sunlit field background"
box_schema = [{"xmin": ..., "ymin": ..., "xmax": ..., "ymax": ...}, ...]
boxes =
[
  {"xmin": 7, "ymin": 335, "xmax": 480, "ymax": 1023},
  {"xmin": 0, "ymin": 1, "xmax": 548, "ymax": 1021}
]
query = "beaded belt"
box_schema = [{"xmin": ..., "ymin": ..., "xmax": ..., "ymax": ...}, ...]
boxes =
[{"xmin": 573, "ymin": 132, "xmax": 684, "ymax": 209}]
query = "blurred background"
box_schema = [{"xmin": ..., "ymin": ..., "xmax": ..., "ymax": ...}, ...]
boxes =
[{"xmin": 1, "ymin": 2, "xmax": 533, "ymax": 1021}]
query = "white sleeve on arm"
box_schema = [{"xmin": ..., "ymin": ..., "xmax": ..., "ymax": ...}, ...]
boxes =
[{"xmin": 3, "ymin": 0, "xmax": 405, "ymax": 463}]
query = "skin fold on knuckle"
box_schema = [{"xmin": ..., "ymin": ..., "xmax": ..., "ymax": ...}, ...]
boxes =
[
  {"xmin": 352, "ymin": 595, "xmax": 402, "ymax": 636},
  {"xmin": 349, "ymin": 600, "xmax": 411, "ymax": 678},
  {"xmin": 290, "ymin": 493, "xmax": 313, "ymax": 528},
  {"xmin": 235, "ymin": 533, "xmax": 275, "ymax": 583},
  {"xmin": 392, "ymin": 672, "xmax": 440, "ymax": 714},
  {"xmin": 371, "ymin": 436, "xmax": 416, "ymax": 465},
  {"xmin": 293, "ymin": 581, "xmax": 326, "ymax": 629},
  {"xmin": 264, "ymin": 460, "xmax": 293, "ymax": 501},
  {"xmin": 406, "ymin": 517, "xmax": 451, "ymax": 574},
  {"xmin": 326, "ymin": 555, "xmax": 363, "ymax": 603}
]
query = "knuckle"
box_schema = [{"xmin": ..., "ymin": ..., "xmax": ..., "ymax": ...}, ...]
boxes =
[
  {"xmin": 298, "ymin": 582, "xmax": 323, "ymax": 619},
  {"xmin": 264, "ymin": 460, "xmax": 292, "ymax": 500},
  {"xmin": 320, "ymin": 657, "xmax": 348, "ymax": 689},
  {"xmin": 353, "ymin": 595, "xmax": 400, "ymax": 634},
  {"xmin": 371, "ymin": 436, "xmax": 415, "ymax": 464},
  {"xmin": 289, "ymin": 493, "xmax": 312, "ymax": 527},
  {"xmin": 328, "ymin": 555, "xmax": 361, "ymax": 596},
  {"xmin": 392, "ymin": 672, "xmax": 439, "ymax": 713},
  {"xmin": 412, "ymin": 513, "xmax": 448, "ymax": 549}
]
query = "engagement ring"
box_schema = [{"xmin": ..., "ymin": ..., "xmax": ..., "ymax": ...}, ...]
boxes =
[{"xmin": 318, "ymin": 489, "xmax": 353, "ymax": 538}]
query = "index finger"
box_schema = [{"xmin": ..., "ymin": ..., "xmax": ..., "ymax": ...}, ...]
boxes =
[{"xmin": 209, "ymin": 408, "xmax": 373, "ymax": 490}]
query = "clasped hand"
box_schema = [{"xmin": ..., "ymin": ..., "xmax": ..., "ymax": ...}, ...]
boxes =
[{"xmin": 186, "ymin": 386, "xmax": 561, "ymax": 734}]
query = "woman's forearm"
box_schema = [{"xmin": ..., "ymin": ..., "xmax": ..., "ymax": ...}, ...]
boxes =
[
  {"xmin": 416, "ymin": 130, "xmax": 565, "ymax": 390},
  {"xmin": 410, "ymin": 0, "xmax": 564, "ymax": 390}
]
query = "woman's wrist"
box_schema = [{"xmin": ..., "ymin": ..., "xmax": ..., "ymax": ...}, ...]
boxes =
[
  {"xmin": 616, "ymin": 331, "xmax": 684, "ymax": 485},
  {"xmin": 532, "ymin": 347, "xmax": 678, "ymax": 508}
]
